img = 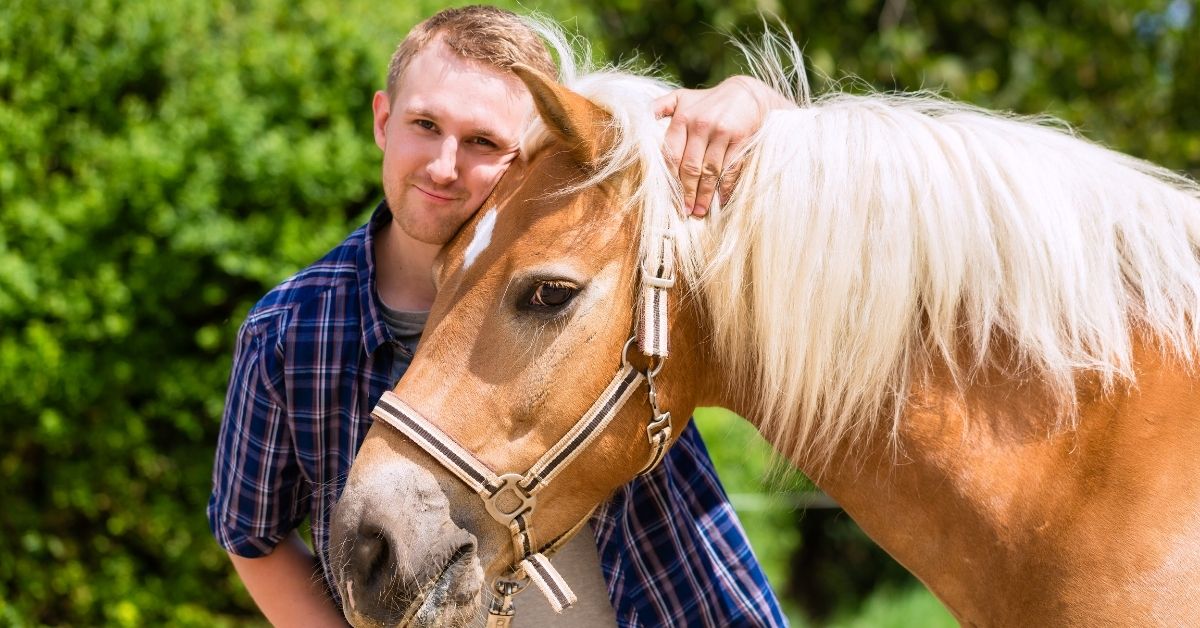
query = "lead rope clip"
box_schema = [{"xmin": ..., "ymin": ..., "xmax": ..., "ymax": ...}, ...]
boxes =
[
  {"xmin": 638, "ymin": 355, "xmax": 674, "ymax": 475},
  {"xmin": 486, "ymin": 578, "xmax": 527, "ymax": 628}
]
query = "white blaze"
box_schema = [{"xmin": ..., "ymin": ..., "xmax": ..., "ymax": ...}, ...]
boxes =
[{"xmin": 462, "ymin": 207, "xmax": 497, "ymax": 271}]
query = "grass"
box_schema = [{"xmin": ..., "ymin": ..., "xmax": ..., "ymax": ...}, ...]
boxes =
[{"xmin": 826, "ymin": 585, "xmax": 957, "ymax": 628}]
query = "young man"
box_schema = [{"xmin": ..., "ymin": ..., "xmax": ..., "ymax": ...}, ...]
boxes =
[{"xmin": 209, "ymin": 6, "xmax": 791, "ymax": 626}]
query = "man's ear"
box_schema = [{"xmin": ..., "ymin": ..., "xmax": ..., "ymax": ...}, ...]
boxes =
[
  {"xmin": 372, "ymin": 90, "xmax": 391, "ymax": 152},
  {"xmin": 511, "ymin": 64, "xmax": 611, "ymax": 167}
]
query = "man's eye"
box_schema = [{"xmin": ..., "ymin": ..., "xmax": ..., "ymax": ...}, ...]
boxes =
[
  {"xmin": 528, "ymin": 282, "xmax": 578, "ymax": 309},
  {"xmin": 414, "ymin": 119, "xmax": 435, "ymax": 131}
]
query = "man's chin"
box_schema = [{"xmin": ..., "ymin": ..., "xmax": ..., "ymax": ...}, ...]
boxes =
[
  {"xmin": 408, "ymin": 230, "xmax": 455, "ymax": 246},
  {"xmin": 397, "ymin": 213, "xmax": 464, "ymax": 246},
  {"xmin": 382, "ymin": 199, "xmax": 468, "ymax": 246}
]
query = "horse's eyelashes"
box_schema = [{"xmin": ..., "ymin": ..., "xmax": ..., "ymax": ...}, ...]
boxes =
[{"xmin": 528, "ymin": 281, "xmax": 578, "ymax": 309}]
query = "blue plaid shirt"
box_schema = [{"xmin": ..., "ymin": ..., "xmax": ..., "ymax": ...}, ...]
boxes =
[{"xmin": 208, "ymin": 203, "xmax": 785, "ymax": 626}]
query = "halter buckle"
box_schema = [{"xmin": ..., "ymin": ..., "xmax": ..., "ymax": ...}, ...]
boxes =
[{"xmin": 484, "ymin": 473, "xmax": 536, "ymax": 525}]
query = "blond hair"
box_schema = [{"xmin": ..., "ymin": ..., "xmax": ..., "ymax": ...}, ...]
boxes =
[{"xmin": 386, "ymin": 6, "xmax": 556, "ymax": 100}]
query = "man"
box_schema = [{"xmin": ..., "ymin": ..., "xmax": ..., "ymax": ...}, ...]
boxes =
[{"xmin": 209, "ymin": 6, "xmax": 791, "ymax": 626}]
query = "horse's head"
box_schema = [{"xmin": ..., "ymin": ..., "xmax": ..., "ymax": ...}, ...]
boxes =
[{"xmin": 330, "ymin": 67, "xmax": 714, "ymax": 626}]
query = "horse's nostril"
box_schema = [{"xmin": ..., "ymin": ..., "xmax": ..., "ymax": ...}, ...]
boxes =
[{"xmin": 353, "ymin": 525, "xmax": 394, "ymax": 590}]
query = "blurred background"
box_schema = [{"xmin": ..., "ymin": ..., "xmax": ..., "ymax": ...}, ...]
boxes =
[{"xmin": 1, "ymin": 0, "xmax": 1196, "ymax": 625}]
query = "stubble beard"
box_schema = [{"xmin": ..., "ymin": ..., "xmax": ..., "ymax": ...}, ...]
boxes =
[{"xmin": 383, "ymin": 181, "xmax": 467, "ymax": 246}]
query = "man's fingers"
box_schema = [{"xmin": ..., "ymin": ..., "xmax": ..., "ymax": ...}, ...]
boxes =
[
  {"xmin": 677, "ymin": 128, "xmax": 713, "ymax": 214},
  {"xmin": 718, "ymin": 160, "xmax": 742, "ymax": 205},
  {"xmin": 652, "ymin": 86, "xmax": 753, "ymax": 216},
  {"xmin": 662, "ymin": 112, "xmax": 689, "ymax": 168},
  {"xmin": 692, "ymin": 139, "xmax": 730, "ymax": 217},
  {"xmin": 716, "ymin": 140, "xmax": 746, "ymax": 204}
]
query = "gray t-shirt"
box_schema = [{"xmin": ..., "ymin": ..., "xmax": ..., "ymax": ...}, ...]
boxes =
[
  {"xmin": 377, "ymin": 300, "xmax": 427, "ymax": 385},
  {"xmin": 377, "ymin": 300, "xmax": 427, "ymax": 348}
]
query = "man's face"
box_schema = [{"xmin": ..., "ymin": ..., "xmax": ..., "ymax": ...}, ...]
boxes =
[{"xmin": 373, "ymin": 39, "xmax": 532, "ymax": 245}]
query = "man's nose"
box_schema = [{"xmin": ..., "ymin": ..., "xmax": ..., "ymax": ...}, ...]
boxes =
[{"xmin": 427, "ymin": 137, "xmax": 459, "ymax": 185}]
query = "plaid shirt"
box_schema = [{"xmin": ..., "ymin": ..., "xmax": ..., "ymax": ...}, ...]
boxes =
[{"xmin": 208, "ymin": 203, "xmax": 786, "ymax": 626}]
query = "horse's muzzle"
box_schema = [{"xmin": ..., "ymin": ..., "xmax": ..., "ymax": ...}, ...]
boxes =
[{"xmin": 330, "ymin": 460, "xmax": 484, "ymax": 627}]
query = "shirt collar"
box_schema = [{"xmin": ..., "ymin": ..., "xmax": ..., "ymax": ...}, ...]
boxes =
[{"xmin": 358, "ymin": 200, "xmax": 395, "ymax": 356}]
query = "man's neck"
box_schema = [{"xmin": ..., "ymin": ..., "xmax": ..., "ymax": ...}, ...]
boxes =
[{"xmin": 374, "ymin": 219, "xmax": 439, "ymax": 311}]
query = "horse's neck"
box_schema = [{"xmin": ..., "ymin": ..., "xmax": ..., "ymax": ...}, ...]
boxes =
[
  {"xmin": 789, "ymin": 340, "xmax": 1200, "ymax": 625},
  {"xmin": 807, "ymin": 367, "xmax": 1071, "ymax": 620}
]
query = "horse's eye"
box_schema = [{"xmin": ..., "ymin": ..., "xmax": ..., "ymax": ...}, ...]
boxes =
[{"xmin": 529, "ymin": 282, "xmax": 578, "ymax": 309}]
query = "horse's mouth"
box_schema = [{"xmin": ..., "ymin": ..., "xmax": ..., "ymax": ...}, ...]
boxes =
[{"xmin": 400, "ymin": 543, "xmax": 481, "ymax": 627}]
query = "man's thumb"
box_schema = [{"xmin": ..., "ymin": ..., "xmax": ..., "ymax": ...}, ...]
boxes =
[{"xmin": 651, "ymin": 92, "xmax": 678, "ymax": 119}]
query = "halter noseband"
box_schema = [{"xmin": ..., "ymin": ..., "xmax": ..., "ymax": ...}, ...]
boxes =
[{"xmin": 369, "ymin": 229, "xmax": 676, "ymax": 625}]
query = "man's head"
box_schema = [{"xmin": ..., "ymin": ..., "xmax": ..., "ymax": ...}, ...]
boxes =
[{"xmin": 373, "ymin": 6, "xmax": 556, "ymax": 245}]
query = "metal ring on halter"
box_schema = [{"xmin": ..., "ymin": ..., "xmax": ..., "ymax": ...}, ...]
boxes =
[
  {"xmin": 621, "ymin": 336, "xmax": 637, "ymax": 368},
  {"xmin": 621, "ymin": 336, "xmax": 666, "ymax": 378},
  {"xmin": 647, "ymin": 355, "xmax": 665, "ymax": 378}
]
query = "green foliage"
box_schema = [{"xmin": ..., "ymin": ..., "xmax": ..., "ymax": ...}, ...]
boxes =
[
  {"xmin": 587, "ymin": 0, "xmax": 1199, "ymax": 175},
  {"xmin": 2, "ymin": 0, "xmax": 1196, "ymax": 625}
]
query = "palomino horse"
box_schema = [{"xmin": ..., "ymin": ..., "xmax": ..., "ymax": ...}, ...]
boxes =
[{"xmin": 330, "ymin": 44, "xmax": 1200, "ymax": 627}]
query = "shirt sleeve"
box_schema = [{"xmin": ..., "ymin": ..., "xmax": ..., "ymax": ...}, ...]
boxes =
[
  {"xmin": 591, "ymin": 421, "xmax": 787, "ymax": 627},
  {"xmin": 207, "ymin": 316, "xmax": 311, "ymax": 557}
]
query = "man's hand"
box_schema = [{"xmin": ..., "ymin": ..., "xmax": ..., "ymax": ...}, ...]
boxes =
[{"xmin": 652, "ymin": 76, "xmax": 795, "ymax": 217}]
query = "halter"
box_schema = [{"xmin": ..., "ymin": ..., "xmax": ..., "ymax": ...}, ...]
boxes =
[{"xmin": 369, "ymin": 229, "xmax": 676, "ymax": 626}]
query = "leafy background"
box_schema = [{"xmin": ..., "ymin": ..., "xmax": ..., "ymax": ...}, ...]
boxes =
[{"xmin": 1, "ymin": 0, "xmax": 1195, "ymax": 625}]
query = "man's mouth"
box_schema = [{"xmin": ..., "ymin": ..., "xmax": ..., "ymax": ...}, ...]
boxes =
[{"xmin": 414, "ymin": 185, "xmax": 459, "ymax": 202}]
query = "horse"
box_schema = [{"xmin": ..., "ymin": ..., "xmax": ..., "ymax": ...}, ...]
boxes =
[{"xmin": 329, "ymin": 35, "xmax": 1200, "ymax": 627}]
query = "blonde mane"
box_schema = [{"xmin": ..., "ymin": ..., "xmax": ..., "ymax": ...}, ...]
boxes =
[{"xmin": 527, "ymin": 20, "xmax": 1200, "ymax": 469}]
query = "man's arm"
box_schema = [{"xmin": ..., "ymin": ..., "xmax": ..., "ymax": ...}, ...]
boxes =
[
  {"xmin": 209, "ymin": 320, "xmax": 340, "ymax": 625},
  {"xmin": 229, "ymin": 531, "xmax": 348, "ymax": 627},
  {"xmin": 653, "ymin": 75, "xmax": 796, "ymax": 216}
]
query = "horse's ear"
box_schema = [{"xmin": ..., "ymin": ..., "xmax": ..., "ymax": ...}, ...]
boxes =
[{"xmin": 511, "ymin": 64, "xmax": 609, "ymax": 167}]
